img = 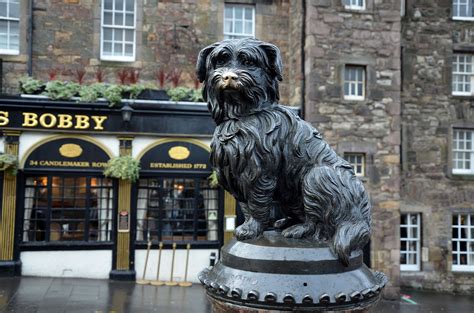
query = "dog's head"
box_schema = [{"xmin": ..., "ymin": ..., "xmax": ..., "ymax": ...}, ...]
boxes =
[{"xmin": 196, "ymin": 38, "xmax": 283, "ymax": 124}]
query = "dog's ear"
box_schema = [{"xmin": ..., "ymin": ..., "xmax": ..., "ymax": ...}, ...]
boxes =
[
  {"xmin": 259, "ymin": 42, "xmax": 283, "ymax": 81},
  {"xmin": 196, "ymin": 43, "xmax": 220, "ymax": 83}
]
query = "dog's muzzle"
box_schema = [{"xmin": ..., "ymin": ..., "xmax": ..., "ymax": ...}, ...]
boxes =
[{"xmin": 220, "ymin": 71, "xmax": 239, "ymax": 89}]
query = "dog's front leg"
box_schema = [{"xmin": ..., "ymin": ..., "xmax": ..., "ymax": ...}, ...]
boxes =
[{"xmin": 234, "ymin": 178, "xmax": 275, "ymax": 240}]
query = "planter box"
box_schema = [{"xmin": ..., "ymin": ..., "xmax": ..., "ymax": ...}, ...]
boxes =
[{"xmin": 138, "ymin": 89, "xmax": 169, "ymax": 101}]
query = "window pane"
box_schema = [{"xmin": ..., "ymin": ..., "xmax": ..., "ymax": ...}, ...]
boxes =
[
  {"xmin": 125, "ymin": 13, "xmax": 134, "ymax": 26},
  {"xmin": 235, "ymin": 7, "xmax": 243, "ymax": 18},
  {"xmin": 104, "ymin": 12, "xmax": 113, "ymax": 25},
  {"xmin": 224, "ymin": 20, "xmax": 232, "ymax": 33},
  {"xmin": 0, "ymin": 34, "xmax": 7, "ymax": 49},
  {"xmin": 125, "ymin": 29, "xmax": 133, "ymax": 42},
  {"xmin": 124, "ymin": 44, "xmax": 133, "ymax": 56},
  {"xmin": 234, "ymin": 20, "xmax": 242, "ymax": 33},
  {"xmin": 125, "ymin": 0, "xmax": 134, "ymax": 12},
  {"xmin": 114, "ymin": 43, "xmax": 122, "ymax": 54},
  {"xmin": 104, "ymin": 0, "xmax": 113, "ymax": 10},
  {"xmin": 103, "ymin": 28, "xmax": 112, "ymax": 40},
  {"xmin": 116, "ymin": 0, "xmax": 124, "ymax": 11},
  {"xmin": 9, "ymin": 1, "xmax": 19, "ymax": 18},
  {"xmin": 245, "ymin": 7, "xmax": 253, "ymax": 20},
  {"xmin": 115, "ymin": 12, "xmax": 123, "ymax": 26},
  {"xmin": 103, "ymin": 42, "xmax": 112, "ymax": 54},
  {"xmin": 225, "ymin": 7, "xmax": 232, "ymax": 19},
  {"xmin": 114, "ymin": 29, "xmax": 123, "ymax": 41},
  {"xmin": 0, "ymin": 2, "xmax": 6, "ymax": 17}
]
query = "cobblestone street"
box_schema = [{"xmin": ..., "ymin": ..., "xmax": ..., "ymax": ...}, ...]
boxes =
[{"xmin": 0, "ymin": 277, "xmax": 472, "ymax": 313}]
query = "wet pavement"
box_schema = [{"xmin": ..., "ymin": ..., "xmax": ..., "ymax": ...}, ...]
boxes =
[{"xmin": 0, "ymin": 277, "xmax": 473, "ymax": 313}]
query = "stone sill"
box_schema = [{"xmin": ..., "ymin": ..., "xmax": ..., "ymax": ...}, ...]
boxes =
[
  {"xmin": 341, "ymin": 9, "xmax": 374, "ymax": 16},
  {"xmin": 449, "ymin": 174, "xmax": 474, "ymax": 181}
]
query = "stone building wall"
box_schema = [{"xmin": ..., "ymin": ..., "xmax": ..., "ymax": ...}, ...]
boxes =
[
  {"xmin": 401, "ymin": 1, "xmax": 474, "ymax": 294},
  {"xmin": 304, "ymin": 0, "xmax": 401, "ymax": 299},
  {"xmin": 2, "ymin": 0, "xmax": 293, "ymax": 104}
]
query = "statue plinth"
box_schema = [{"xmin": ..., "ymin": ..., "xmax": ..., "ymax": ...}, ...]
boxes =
[{"xmin": 199, "ymin": 231, "xmax": 387, "ymax": 312}]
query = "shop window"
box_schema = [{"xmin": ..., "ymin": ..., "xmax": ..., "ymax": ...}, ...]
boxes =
[
  {"xmin": 400, "ymin": 213, "xmax": 421, "ymax": 271},
  {"xmin": 101, "ymin": 0, "xmax": 136, "ymax": 61},
  {"xmin": 344, "ymin": 65, "xmax": 365, "ymax": 100},
  {"xmin": 453, "ymin": 0, "xmax": 474, "ymax": 20},
  {"xmin": 0, "ymin": 0, "xmax": 20, "ymax": 55},
  {"xmin": 136, "ymin": 177, "xmax": 219, "ymax": 243},
  {"xmin": 23, "ymin": 175, "xmax": 114, "ymax": 243},
  {"xmin": 224, "ymin": 4, "xmax": 255, "ymax": 39},
  {"xmin": 452, "ymin": 213, "xmax": 474, "ymax": 271},
  {"xmin": 344, "ymin": 152, "xmax": 365, "ymax": 176},
  {"xmin": 343, "ymin": 0, "xmax": 365, "ymax": 10},
  {"xmin": 452, "ymin": 129, "xmax": 474, "ymax": 174},
  {"xmin": 452, "ymin": 54, "xmax": 474, "ymax": 96}
]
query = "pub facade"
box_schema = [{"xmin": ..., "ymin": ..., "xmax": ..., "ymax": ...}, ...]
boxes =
[{"xmin": 0, "ymin": 97, "xmax": 236, "ymax": 282}]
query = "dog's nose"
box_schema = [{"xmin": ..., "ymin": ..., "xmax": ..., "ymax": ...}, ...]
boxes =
[{"xmin": 222, "ymin": 72, "xmax": 238, "ymax": 81}]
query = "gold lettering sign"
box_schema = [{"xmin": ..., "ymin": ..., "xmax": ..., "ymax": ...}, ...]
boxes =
[
  {"xmin": 59, "ymin": 144, "xmax": 83, "ymax": 158},
  {"xmin": 168, "ymin": 146, "xmax": 190, "ymax": 160}
]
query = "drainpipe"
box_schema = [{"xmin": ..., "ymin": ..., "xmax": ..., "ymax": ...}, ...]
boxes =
[
  {"xmin": 27, "ymin": 0, "xmax": 33, "ymax": 76},
  {"xmin": 300, "ymin": 0, "xmax": 306, "ymax": 119}
]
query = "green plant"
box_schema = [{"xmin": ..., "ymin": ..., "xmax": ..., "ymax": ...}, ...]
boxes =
[
  {"xmin": 124, "ymin": 84, "xmax": 146, "ymax": 99},
  {"xmin": 79, "ymin": 83, "xmax": 107, "ymax": 103},
  {"xmin": 19, "ymin": 76, "xmax": 43, "ymax": 94},
  {"xmin": 190, "ymin": 88, "xmax": 204, "ymax": 102},
  {"xmin": 103, "ymin": 156, "xmax": 140, "ymax": 182},
  {"xmin": 0, "ymin": 153, "xmax": 18, "ymax": 176},
  {"xmin": 167, "ymin": 87, "xmax": 192, "ymax": 101},
  {"xmin": 104, "ymin": 84, "xmax": 123, "ymax": 107},
  {"xmin": 45, "ymin": 81, "xmax": 80, "ymax": 100},
  {"xmin": 208, "ymin": 170, "xmax": 219, "ymax": 188}
]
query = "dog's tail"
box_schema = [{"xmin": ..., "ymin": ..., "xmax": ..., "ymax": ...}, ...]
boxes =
[
  {"xmin": 304, "ymin": 165, "xmax": 371, "ymax": 266},
  {"xmin": 332, "ymin": 219, "xmax": 370, "ymax": 266}
]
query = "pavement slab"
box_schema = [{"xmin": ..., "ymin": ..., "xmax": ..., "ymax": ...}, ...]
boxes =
[{"xmin": 0, "ymin": 277, "xmax": 473, "ymax": 313}]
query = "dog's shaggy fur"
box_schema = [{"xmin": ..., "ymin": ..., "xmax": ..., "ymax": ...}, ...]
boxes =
[{"xmin": 197, "ymin": 38, "xmax": 371, "ymax": 265}]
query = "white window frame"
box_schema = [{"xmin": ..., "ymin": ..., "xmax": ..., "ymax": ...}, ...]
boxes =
[
  {"xmin": 100, "ymin": 0, "xmax": 136, "ymax": 62},
  {"xmin": 223, "ymin": 4, "xmax": 255, "ymax": 40},
  {"xmin": 452, "ymin": 129, "xmax": 474, "ymax": 175},
  {"xmin": 343, "ymin": 0, "xmax": 365, "ymax": 10},
  {"xmin": 452, "ymin": 214, "xmax": 474, "ymax": 272},
  {"xmin": 453, "ymin": 0, "xmax": 474, "ymax": 21},
  {"xmin": 344, "ymin": 153, "xmax": 365, "ymax": 177},
  {"xmin": 452, "ymin": 54, "xmax": 474, "ymax": 96},
  {"xmin": 0, "ymin": 0, "xmax": 20, "ymax": 55},
  {"xmin": 400, "ymin": 213, "xmax": 421, "ymax": 271},
  {"xmin": 344, "ymin": 65, "xmax": 366, "ymax": 100}
]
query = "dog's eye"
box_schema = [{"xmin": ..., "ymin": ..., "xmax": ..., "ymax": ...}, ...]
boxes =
[{"xmin": 243, "ymin": 60, "xmax": 255, "ymax": 66}]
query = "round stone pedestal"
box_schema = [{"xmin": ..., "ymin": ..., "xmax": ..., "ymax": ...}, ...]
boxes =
[{"xmin": 199, "ymin": 231, "xmax": 387, "ymax": 312}]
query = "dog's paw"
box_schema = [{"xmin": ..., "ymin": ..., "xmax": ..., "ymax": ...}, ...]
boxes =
[
  {"xmin": 273, "ymin": 217, "xmax": 296, "ymax": 230},
  {"xmin": 235, "ymin": 218, "xmax": 263, "ymax": 240},
  {"xmin": 282, "ymin": 223, "xmax": 315, "ymax": 239}
]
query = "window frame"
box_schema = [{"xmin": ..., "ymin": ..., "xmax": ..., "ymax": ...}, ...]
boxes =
[
  {"xmin": 452, "ymin": 53, "xmax": 474, "ymax": 96},
  {"xmin": 134, "ymin": 174, "xmax": 223, "ymax": 248},
  {"xmin": 344, "ymin": 65, "xmax": 366, "ymax": 101},
  {"xmin": 21, "ymin": 173, "xmax": 116, "ymax": 247},
  {"xmin": 0, "ymin": 0, "xmax": 20, "ymax": 55},
  {"xmin": 452, "ymin": 213, "xmax": 474, "ymax": 272},
  {"xmin": 344, "ymin": 152, "xmax": 366, "ymax": 177},
  {"xmin": 100, "ymin": 0, "xmax": 137, "ymax": 62},
  {"xmin": 343, "ymin": 0, "xmax": 366, "ymax": 11},
  {"xmin": 223, "ymin": 3, "xmax": 255, "ymax": 40},
  {"xmin": 400, "ymin": 213, "xmax": 422, "ymax": 271},
  {"xmin": 452, "ymin": 128, "xmax": 474, "ymax": 175},
  {"xmin": 453, "ymin": 0, "xmax": 474, "ymax": 21}
]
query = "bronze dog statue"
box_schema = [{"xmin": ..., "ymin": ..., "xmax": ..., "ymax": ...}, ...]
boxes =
[{"xmin": 196, "ymin": 38, "xmax": 371, "ymax": 265}]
